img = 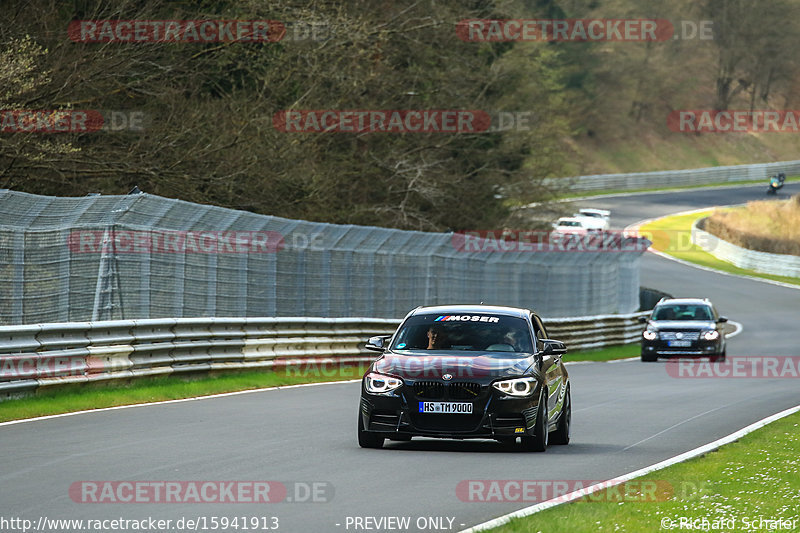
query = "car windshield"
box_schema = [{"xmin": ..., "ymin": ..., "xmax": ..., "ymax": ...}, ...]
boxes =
[
  {"xmin": 559, "ymin": 221, "xmax": 580, "ymax": 227},
  {"xmin": 390, "ymin": 313, "xmax": 534, "ymax": 354},
  {"xmin": 652, "ymin": 304, "xmax": 713, "ymax": 321}
]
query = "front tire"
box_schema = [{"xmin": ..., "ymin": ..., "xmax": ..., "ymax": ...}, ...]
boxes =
[
  {"xmin": 641, "ymin": 351, "xmax": 657, "ymax": 362},
  {"xmin": 521, "ymin": 390, "xmax": 548, "ymax": 452},
  {"xmin": 358, "ymin": 414, "xmax": 384, "ymax": 449},
  {"xmin": 550, "ymin": 387, "xmax": 571, "ymax": 445}
]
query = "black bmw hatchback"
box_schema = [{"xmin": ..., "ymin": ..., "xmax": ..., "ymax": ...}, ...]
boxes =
[{"xmin": 357, "ymin": 305, "xmax": 570, "ymax": 452}]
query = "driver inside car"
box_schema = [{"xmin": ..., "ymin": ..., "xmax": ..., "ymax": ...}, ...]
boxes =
[{"xmin": 426, "ymin": 325, "xmax": 449, "ymax": 349}]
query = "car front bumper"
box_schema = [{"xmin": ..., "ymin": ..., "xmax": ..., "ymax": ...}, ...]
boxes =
[
  {"xmin": 641, "ymin": 339, "xmax": 723, "ymax": 357},
  {"xmin": 359, "ymin": 385, "xmax": 542, "ymax": 440}
]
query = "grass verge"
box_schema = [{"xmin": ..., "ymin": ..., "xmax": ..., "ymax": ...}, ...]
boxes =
[
  {"xmin": 563, "ymin": 343, "xmax": 639, "ymax": 362},
  {"xmin": 0, "ymin": 344, "xmax": 639, "ymax": 423},
  {"xmin": 638, "ymin": 210, "xmax": 800, "ymax": 287},
  {"xmin": 490, "ymin": 410, "xmax": 800, "ymax": 533}
]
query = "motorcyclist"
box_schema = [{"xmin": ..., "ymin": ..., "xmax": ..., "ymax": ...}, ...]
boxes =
[{"xmin": 767, "ymin": 174, "xmax": 782, "ymax": 195}]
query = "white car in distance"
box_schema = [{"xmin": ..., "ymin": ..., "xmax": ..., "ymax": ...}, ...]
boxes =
[
  {"xmin": 572, "ymin": 208, "xmax": 610, "ymax": 231},
  {"xmin": 552, "ymin": 216, "xmax": 592, "ymax": 235}
]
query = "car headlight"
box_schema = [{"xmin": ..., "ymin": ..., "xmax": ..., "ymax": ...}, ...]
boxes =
[
  {"xmin": 492, "ymin": 377, "xmax": 538, "ymax": 397},
  {"xmin": 643, "ymin": 330, "xmax": 658, "ymax": 340},
  {"xmin": 703, "ymin": 330, "xmax": 720, "ymax": 341},
  {"xmin": 364, "ymin": 372, "xmax": 403, "ymax": 394}
]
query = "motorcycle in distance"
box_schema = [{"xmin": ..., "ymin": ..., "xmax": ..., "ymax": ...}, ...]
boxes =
[{"xmin": 766, "ymin": 172, "xmax": 786, "ymax": 195}]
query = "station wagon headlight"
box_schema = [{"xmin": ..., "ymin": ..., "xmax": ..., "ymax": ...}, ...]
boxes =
[
  {"xmin": 643, "ymin": 330, "xmax": 658, "ymax": 340},
  {"xmin": 364, "ymin": 372, "xmax": 403, "ymax": 394},
  {"xmin": 492, "ymin": 377, "xmax": 538, "ymax": 397},
  {"xmin": 703, "ymin": 330, "xmax": 720, "ymax": 341}
]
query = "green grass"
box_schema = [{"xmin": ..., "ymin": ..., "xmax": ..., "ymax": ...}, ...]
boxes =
[
  {"xmin": 639, "ymin": 211, "xmax": 800, "ymax": 287},
  {"xmin": 564, "ymin": 343, "xmax": 639, "ymax": 362},
  {"xmin": 491, "ymin": 410, "xmax": 800, "ymax": 533},
  {"xmin": 0, "ymin": 344, "xmax": 638, "ymax": 423}
]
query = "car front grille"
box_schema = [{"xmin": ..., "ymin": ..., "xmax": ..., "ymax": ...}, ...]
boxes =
[
  {"xmin": 449, "ymin": 382, "xmax": 482, "ymax": 400},
  {"xmin": 414, "ymin": 381, "xmax": 446, "ymax": 399},
  {"xmin": 659, "ymin": 331, "xmax": 701, "ymax": 341},
  {"xmin": 413, "ymin": 381, "xmax": 482, "ymax": 400}
]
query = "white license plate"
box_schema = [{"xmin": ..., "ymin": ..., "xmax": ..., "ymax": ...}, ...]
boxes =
[
  {"xmin": 418, "ymin": 402, "xmax": 473, "ymax": 414},
  {"xmin": 668, "ymin": 340, "xmax": 692, "ymax": 347}
]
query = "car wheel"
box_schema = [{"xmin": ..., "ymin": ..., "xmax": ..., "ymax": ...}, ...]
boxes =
[
  {"xmin": 550, "ymin": 387, "xmax": 571, "ymax": 445},
  {"xmin": 641, "ymin": 351, "xmax": 657, "ymax": 362},
  {"xmin": 357, "ymin": 414, "xmax": 384, "ymax": 449},
  {"xmin": 521, "ymin": 390, "xmax": 548, "ymax": 452},
  {"xmin": 712, "ymin": 351, "xmax": 726, "ymax": 363}
]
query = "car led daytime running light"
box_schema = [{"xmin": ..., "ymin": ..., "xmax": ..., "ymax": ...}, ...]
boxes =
[
  {"xmin": 364, "ymin": 372, "xmax": 403, "ymax": 394},
  {"xmin": 492, "ymin": 377, "xmax": 537, "ymax": 397}
]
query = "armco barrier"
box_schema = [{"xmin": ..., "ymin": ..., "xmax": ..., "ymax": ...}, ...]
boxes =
[
  {"xmin": 545, "ymin": 159, "xmax": 800, "ymax": 193},
  {"xmin": 0, "ymin": 314, "xmax": 648, "ymax": 398},
  {"xmin": 692, "ymin": 218, "xmax": 800, "ymax": 277}
]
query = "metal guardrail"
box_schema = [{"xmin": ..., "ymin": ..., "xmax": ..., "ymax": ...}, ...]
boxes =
[
  {"xmin": 692, "ymin": 218, "xmax": 800, "ymax": 277},
  {"xmin": 0, "ymin": 314, "xmax": 648, "ymax": 399},
  {"xmin": 545, "ymin": 159, "xmax": 800, "ymax": 193}
]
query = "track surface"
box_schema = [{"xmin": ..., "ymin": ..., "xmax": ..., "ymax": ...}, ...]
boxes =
[{"xmin": 2, "ymin": 183, "xmax": 799, "ymax": 533}]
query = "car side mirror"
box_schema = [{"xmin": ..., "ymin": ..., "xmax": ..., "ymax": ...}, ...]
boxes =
[
  {"xmin": 541, "ymin": 339, "xmax": 567, "ymax": 356},
  {"xmin": 638, "ymin": 316, "xmax": 648, "ymax": 324},
  {"xmin": 365, "ymin": 335, "xmax": 390, "ymax": 352},
  {"xmin": 717, "ymin": 316, "xmax": 728, "ymax": 323}
]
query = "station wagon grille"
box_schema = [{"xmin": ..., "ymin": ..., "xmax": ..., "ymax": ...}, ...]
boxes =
[{"xmin": 659, "ymin": 331, "xmax": 700, "ymax": 341}]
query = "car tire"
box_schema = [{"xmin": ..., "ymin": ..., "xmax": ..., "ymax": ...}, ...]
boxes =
[
  {"xmin": 712, "ymin": 351, "xmax": 726, "ymax": 363},
  {"xmin": 521, "ymin": 390, "xmax": 548, "ymax": 452},
  {"xmin": 550, "ymin": 387, "xmax": 570, "ymax": 445},
  {"xmin": 358, "ymin": 414, "xmax": 384, "ymax": 449},
  {"xmin": 641, "ymin": 351, "xmax": 657, "ymax": 362}
]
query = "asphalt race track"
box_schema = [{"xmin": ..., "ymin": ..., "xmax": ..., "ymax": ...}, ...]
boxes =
[{"xmin": 1, "ymin": 183, "xmax": 799, "ymax": 533}]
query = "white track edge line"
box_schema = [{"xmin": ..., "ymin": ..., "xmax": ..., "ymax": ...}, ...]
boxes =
[
  {"xmin": 0, "ymin": 378, "xmax": 362, "ymax": 427},
  {"xmin": 460, "ymin": 402, "xmax": 800, "ymax": 533}
]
